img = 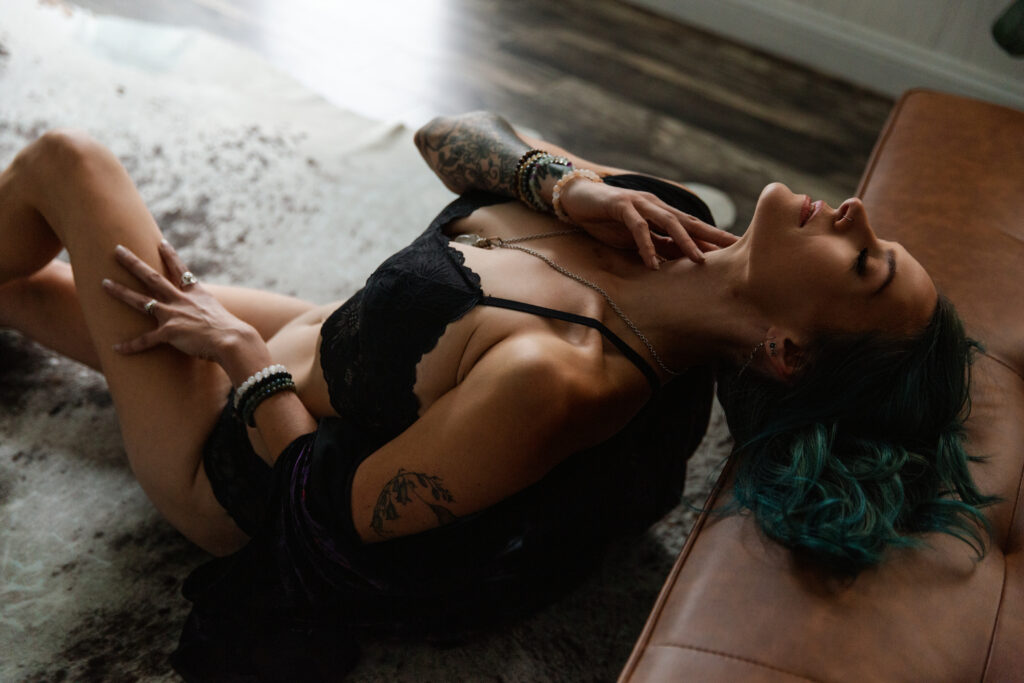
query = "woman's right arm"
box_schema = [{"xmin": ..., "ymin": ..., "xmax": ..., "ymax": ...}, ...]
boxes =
[
  {"xmin": 413, "ymin": 111, "xmax": 530, "ymax": 197},
  {"xmin": 414, "ymin": 111, "xmax": 737, "ymax": 266},
  {"xmin": 413, "ymin": 111, "xmax": 629, "ymax": 199}
]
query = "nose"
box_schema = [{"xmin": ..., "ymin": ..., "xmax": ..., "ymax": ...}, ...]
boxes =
[{"xmin": 835, "ymin": 198, "xmax": 877, "ymax": 240}]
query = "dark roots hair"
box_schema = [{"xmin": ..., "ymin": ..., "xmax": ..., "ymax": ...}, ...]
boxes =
[{"xmin": 717, "ymin": 294, "xmax": 999, "ymax": 573}]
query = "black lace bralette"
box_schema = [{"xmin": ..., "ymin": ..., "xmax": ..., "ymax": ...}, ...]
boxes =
[{"xmin": 318, "ymin": 174, "xmax": 715, "ymax": 447}]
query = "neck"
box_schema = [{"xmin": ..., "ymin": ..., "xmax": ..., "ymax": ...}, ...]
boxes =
[{"xmin": 624, "ymin": 240, "xmax": 766, "ymax": 372}]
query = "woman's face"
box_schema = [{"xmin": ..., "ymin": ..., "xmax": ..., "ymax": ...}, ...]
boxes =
[{"xmin": 743, "ymin": 183, "xmax": 937, "ymax": 338}]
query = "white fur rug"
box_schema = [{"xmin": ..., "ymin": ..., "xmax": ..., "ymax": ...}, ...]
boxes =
[{"xmin": 0, "ymin": 1, "xmax": 732, "ymax": 680}]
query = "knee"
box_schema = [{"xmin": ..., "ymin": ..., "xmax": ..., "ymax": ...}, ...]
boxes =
[{"xmin": 17, "ymin": 129, "xmax": 120, "ymax": 181}]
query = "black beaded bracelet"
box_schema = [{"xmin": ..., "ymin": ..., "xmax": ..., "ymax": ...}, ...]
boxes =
[
  {"xmin": 513, "ymin": 148, "xmax": 547, "ymax": 197},
  {"xmin": 519, "ymin": 153, "xmax": 554, "ymax": 211},
  {"xmin": 239, "ymin": 376, "xmax": 297, "ymax": 427},
  {"xmin": 515, "ymin": 150, "xmax": 549, "ymax": 206},
  {"xmin": 233, "ymin": 364, "xmax": 296, "ymax": 427},
  {"xmin": 233, "ymin": 364, "xmax": 289, "ymax": 411}
]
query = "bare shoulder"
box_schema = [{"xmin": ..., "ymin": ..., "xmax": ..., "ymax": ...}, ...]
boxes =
[
  {"xmin": 349, "ymin": 330, "xmax": 644, "ymax": 542},
  {"xmin": 476, "ymin": 332, "xmax": 643, "ymax": 452}
]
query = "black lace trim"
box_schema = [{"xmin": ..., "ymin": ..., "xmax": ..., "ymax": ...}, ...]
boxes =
[
  {"xmin": 318, "ymin": 179, "xmax": 712, "ymax": 439},
  {"xmin": 319, "ymin": 191, "xmax": 507, "ymax": 440}
]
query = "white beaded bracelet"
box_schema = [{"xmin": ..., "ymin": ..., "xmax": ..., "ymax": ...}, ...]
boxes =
[
  {"xmin": 551, "ymin": 168, "xmax": 603, "ymax": 224},
  {"xmin": 233, "ymin": 363, "xmax": 289, "ymax": 410}
]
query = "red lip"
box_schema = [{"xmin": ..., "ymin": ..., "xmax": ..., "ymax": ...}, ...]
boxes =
[
  {"xmin": 799, "ymin": 195, "xmax": 812, "ymax": 226},
  {"xmin": 808, "ymin": 200, "xmax": 823, "ymax": 223}
]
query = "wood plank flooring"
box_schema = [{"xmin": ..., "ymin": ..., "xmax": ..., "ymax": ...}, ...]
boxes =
[{"xmin": 67, "ymin": 0, "xmax": 894, "ymax": 232}]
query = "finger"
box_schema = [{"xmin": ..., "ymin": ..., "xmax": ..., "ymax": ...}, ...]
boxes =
[
  {"xmin": 114, "ymin": 244, "xmax": 179, "ymax": 298},
  {"xmin": 102, "ymin": 277, "xmax": 160, "ymax": 314},
  {"xmin": 640, "ymin": 194, "xmax": 736, "ymax": 247},
  {"xmin": 621, "ymin": 204, "xmax": 660, "ymax": 270},
  {"xmin": 158, "ymin": 240, "xmax": 195, "ymax": 288},
  {"xmin": 673, "ymin": 210, "xmax": 738, "ymax": 247},
  {"xmin": 112, "ymin": 330, "xmax": 165, "ymax": 354},
  {"xmin": 648, "ymin": 208, "xmax": 704, "ymax": 264},
  {"xmin": 651, "ymin": 234, "xmax": 683, "ymax": 261}
]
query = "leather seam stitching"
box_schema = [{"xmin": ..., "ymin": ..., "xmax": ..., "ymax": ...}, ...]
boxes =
[
  {"xmin": 648, "ymin": 642, "xmax": 825, "ymax": 682},
  {"xmin": 619, "ymin": 449, "xmax": 736, "ymax": 679}
]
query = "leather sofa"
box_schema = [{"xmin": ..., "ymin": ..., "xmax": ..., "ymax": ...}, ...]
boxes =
[{"xmin": 620, "ymin": 90, "xmax": 1024, "ymax": 682}]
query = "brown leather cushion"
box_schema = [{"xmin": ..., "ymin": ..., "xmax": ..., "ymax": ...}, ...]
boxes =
[{"xmin": 621, "ymin": 90, "xmax": 1024, "ymax": 682}]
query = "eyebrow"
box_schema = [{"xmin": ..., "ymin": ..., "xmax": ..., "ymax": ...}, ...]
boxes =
[{"xmin": 872, "ymin": 249, "xmax": 896, "ymax": 296}]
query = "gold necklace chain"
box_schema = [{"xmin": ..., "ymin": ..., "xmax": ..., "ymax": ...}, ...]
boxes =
[{"xmin": 453, "ymin": 230, "xmax": 680, "ymax": 377}]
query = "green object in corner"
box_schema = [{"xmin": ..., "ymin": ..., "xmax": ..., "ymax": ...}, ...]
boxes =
[{"xmin": 994, "ymin": 0, "xmax": 1024, "ymax": 56}]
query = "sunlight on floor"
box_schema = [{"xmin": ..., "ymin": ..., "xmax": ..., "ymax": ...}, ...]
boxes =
[{"xmin": 213, "ymin": 0, "xmax": 457, "ymax": 122}]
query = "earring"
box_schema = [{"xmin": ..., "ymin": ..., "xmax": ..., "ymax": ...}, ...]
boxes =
[
  {"xmin": 768, "ymin": 341, "xmax": 777, "ymax": 357},
  {"xmin": 737, "ymin": 341, "xmax": 764, "ymax": 377}
]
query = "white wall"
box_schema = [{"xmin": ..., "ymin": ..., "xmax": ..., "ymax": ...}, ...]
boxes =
[{"xmin": 628, "ymin": 0, "xmax": 1024, "ymax": 110}]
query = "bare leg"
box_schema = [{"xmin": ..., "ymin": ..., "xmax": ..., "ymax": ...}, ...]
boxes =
[
  {"xmin": 0, "ymin": 131, "xmax": 310, "ymax": 554},
  {"xmin": 0, "ymin": 260, "xmax": 316, "ymax": 371}
]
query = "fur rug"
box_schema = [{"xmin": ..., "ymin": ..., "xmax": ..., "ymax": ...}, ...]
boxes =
[{"xmin": 0, "ymin": 1, "xmax": 733, "ymax": 680}]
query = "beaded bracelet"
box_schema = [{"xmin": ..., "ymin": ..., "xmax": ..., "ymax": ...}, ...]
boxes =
[
  {"xmin": 236, "ymin": 373, "xmax": 289, "ymax": 412},
  {"xmin": 526, "ymin": 155, "xmax": 573, "ymax": 212},
  {"xmin": 233, "ymin": 364, "xmax": 296, "ymax": 426},
  {"xmin": 513, "ymin": 149, "xmax": 548, "ymax": 203},
  {"xmin": 240, "ymin": 376, "xmax": 297, "ymax": 427},
  {"xmin": 518, "ymin": 152, "xmax": 554, "ymax": 210},
  {"xmin": 552, "ymin": 168, "xmax": 603, "ymax": 224},
  {"xmin": 233, "ymin": 363, "xmax": 288, "ymax": 411}
]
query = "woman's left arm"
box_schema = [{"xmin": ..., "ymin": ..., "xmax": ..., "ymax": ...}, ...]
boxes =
[{"xmin": 103, "ymin": 241, "xmax": 317, "ymax": 463}]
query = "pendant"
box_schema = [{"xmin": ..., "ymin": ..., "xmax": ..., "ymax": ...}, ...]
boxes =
[{"xmin": 453, "ymin": 233, "xmax": 494, "ymax": 248}]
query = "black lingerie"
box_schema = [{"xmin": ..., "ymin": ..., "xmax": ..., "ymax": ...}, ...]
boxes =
[{"xmin": 179, "ymin": 175, "xmax": 717, "ymax": 680}]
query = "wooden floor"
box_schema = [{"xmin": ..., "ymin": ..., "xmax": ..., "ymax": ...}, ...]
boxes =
[{"xmin": 68, "ymin": 0, "xmax": 893, "ymax": 232}]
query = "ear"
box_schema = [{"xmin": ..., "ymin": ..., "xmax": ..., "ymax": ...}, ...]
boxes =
[{"xmin": 764, "ymin": 326, "xmax": 807, "ymax": 381}]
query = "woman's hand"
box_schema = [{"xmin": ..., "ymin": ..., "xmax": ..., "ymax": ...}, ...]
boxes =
[
  {"xmin": 102, "ymin": 241, "xmax": 257, "ymax": 363},
  {"xmin": 559, "ymin": 178, "xmax": 738, "ymax": 269}
]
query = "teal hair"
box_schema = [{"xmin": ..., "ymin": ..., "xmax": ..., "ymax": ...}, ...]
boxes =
[{"xmin": 717, "ymin": 295, "xmax": 999, "ymax": 573}]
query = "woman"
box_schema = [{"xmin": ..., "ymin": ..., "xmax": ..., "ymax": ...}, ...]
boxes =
[{"xmin": 0, "ymin": 111, "xmax": 993, "ymax": 678}]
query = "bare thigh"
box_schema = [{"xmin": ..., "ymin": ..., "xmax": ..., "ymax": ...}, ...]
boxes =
[
  {"xmin": 0, "ymin": 260, "xmax": 316, "ymax": 371},
  {"xmin": 0, "ymin": 131, "xmax": 315, "ymax": 554}
]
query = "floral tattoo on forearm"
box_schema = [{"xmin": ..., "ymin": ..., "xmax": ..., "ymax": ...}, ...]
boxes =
[{"xmin": 371, "ymin": 468, "xmax": 458, "ymax": 537}]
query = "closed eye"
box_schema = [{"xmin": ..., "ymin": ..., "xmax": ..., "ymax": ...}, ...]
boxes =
[{"xmin": 853, "ymin": 248, "xmax": 868, "ymax": 275}]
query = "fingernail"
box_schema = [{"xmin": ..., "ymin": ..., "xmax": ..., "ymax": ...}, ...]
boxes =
[
  {"xmin": 114, "ymin": 244, "xmax": 125, "ymax": 254},
  {"xmin": 102, "ymin": 278, "xmax": 111, "ymax": 288}
]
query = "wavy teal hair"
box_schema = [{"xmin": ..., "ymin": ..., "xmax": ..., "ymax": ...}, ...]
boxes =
[{"xmin": 717, "ymin": 295, "xmax": 999, "ymax": 573}]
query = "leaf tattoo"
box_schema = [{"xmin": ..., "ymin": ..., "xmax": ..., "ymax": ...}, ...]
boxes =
[{"xmin": 371, "ymin": 468, "xmax": 457, "ymax": 537}]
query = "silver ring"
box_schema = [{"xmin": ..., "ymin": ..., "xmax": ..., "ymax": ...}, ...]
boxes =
[
  {"xmin": 180, "ymin": 271, "xmax": 199, "ymax": 288},
  {"xmin": 840, "ymin": 214, "xmax": 853, "ymax": 222},
  {"xmin": 144, "ymin": 299, "xmax": 158, "ymax": 315}
]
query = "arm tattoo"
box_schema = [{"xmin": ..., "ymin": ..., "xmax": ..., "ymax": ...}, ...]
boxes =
[
  {"xmin": 528, "ymin": 158, "xmax": 572, "ymax": 207},
  {"xmin": 371, "ymin": 468, "xmax": 458, "ymax": 537},
  {"xmin": 413, "ymin": 111, "xmax": 529, "ymax": 197}
]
